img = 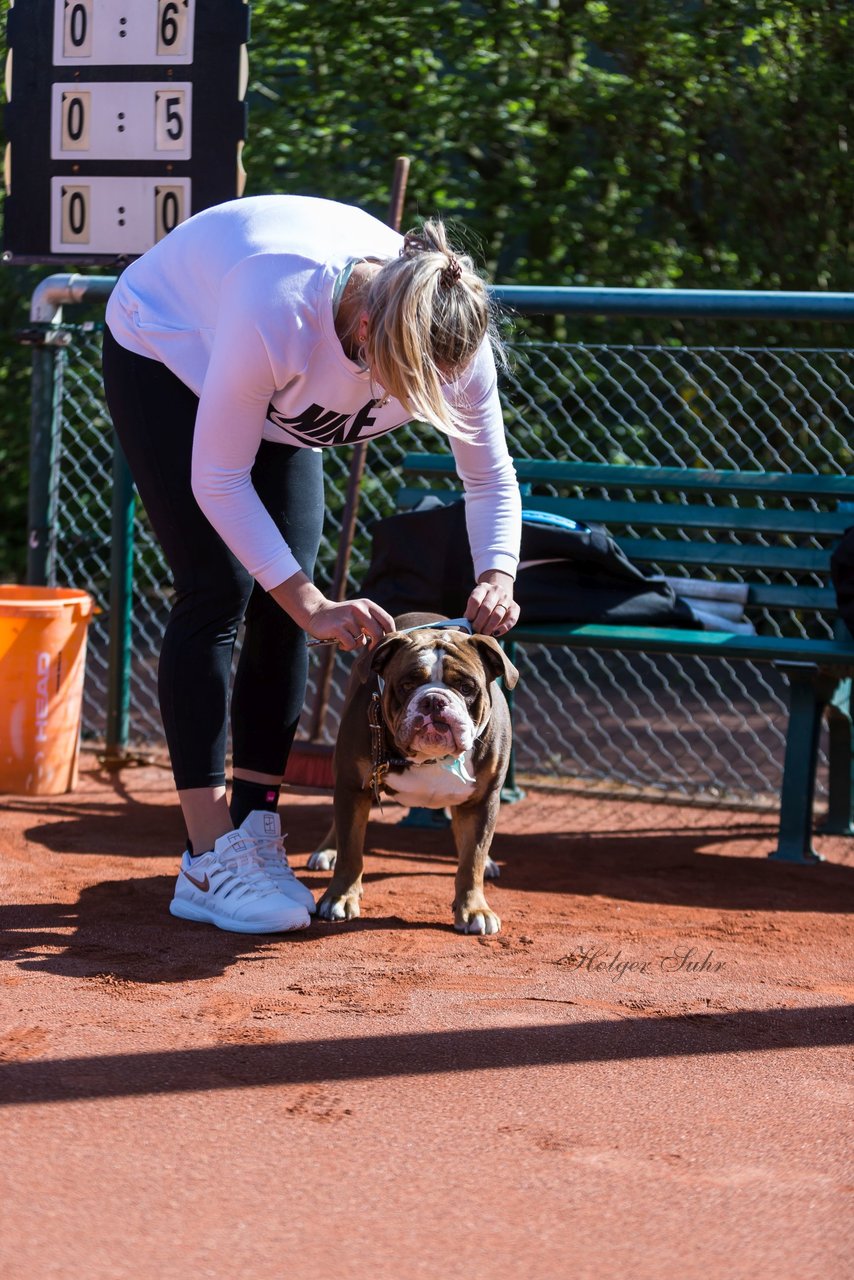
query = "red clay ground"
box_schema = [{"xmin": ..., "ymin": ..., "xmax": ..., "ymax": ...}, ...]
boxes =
[{"xmin": 0, "ymin": 752, "xmax": 852, "ymax": 1280}]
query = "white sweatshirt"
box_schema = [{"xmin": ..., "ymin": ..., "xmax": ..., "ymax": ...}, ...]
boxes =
[{"xmin": 106, "ymin": 195, "xmax": 521, "ymax": 591}]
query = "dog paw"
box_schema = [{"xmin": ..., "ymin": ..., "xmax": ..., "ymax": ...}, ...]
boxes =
[
  {"xmin": 484, "ymin": 856, "xmax": 500, "ymax": 880},
  {"xmin": 317, "ymin": 892, "xmax": 361, "ymax": 922},
  {"xmin": 454, "ymin": 907, "xmax": 501, "ymax": 936},
  {"xmin": 307, "ymin": 849, "xmax": 337, "ymax": 872}
]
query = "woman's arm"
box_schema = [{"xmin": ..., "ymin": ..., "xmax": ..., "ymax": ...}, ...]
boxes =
[
  {"xmin": 446, "ymin": 343, "xmax": 523, "ymax": 635},
  {"xmin": 190, "ymin": 261, "xmax": 305, "ymax": 591}
]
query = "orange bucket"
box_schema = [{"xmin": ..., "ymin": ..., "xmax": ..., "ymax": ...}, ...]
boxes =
[{"xmin": 0, "ymin": 585, "xmax": 94, "ymax": 795}]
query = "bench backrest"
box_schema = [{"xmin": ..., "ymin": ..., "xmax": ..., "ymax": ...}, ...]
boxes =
[{"xmin": 398, "ymin": 454, "xmax": 854, "ymax": 620}]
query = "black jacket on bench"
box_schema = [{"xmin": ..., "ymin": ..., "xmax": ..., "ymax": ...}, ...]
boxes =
[{"xmin": 360, "ymin": 499, "xmax": 698, "ymax": 627}]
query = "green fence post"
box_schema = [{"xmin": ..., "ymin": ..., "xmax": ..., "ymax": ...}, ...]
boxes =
[
  {"xmin": 105, "ymin": 433, "xmax": 135, "ymax": 759},
  {"xmin": 26, "ymin": 337, "xmax": 64, "ymax": 586},
  {"xmin": 501, "ymin": 639, "xmax": 526, "ymax": 803}
]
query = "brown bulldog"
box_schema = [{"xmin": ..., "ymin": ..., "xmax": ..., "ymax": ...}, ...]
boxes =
[{"xmin": 310, "ymin": 613, "xmax": 519, "ymax": 934}]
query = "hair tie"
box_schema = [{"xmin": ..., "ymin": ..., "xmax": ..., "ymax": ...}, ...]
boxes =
[
  {"xmin": 440, "ymin": 254, "xmax": 463, "ymax": 288},
  {"xmin": 400, "ymin": 229, "xmax": 430, "ymax": 259}
]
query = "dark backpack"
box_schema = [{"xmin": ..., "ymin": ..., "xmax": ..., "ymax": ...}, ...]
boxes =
[{"xmin": 360, "ymin": 499, "xmax": 695, "ymax": 627}]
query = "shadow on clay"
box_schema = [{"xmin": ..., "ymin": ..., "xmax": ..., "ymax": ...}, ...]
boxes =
[
  {"xmin": 0, "ymin": 872, "xmax": 453, "ymax": 987},
  {"xmin": 0, "ymin": 1003, "xmax": 851, "ymax": 1108}
]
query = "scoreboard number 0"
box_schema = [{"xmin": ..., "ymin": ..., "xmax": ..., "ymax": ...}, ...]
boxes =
[
  {"xmin": 60, "ymin": 91, "xmax": 91, "ymax": 151},
  {"xmin": 155, "ymin": 185, "xmax": 185, "ymax": 241},
  {"xmin": 63, "ymin": 0, "xmax": 92, "ymax": 59},
  {"xmin": 60, "ymin": 183, "xmax": 90, "ymax": 243}
]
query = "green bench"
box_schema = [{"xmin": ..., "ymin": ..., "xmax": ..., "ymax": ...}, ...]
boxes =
[{"xmin": 397, "ymin": 452, "xmax": 854, "ymax": 865}]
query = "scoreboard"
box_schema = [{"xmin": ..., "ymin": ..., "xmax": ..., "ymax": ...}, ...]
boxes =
[{"xmin": 3, "ymin": 0, "xmax": 249, "ymax": 264}]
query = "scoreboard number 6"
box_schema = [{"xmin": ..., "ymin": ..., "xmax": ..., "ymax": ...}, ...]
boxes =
[{"xmin": 157, "ymin": 0, "xmax": 191, "ymax": 58}]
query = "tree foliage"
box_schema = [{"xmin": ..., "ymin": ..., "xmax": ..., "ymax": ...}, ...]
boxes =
[{"xmin": 246, "ymin": 0, "xmax": 852, "ymax": 290}]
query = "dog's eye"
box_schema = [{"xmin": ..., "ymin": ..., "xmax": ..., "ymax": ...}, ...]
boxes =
[{"xmin": 456, "ymin": 679, "xmax": 477, "ymax": 698}]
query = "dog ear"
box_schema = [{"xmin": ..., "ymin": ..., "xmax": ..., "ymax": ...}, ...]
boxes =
[
  {"xmin": 355, "ymin": 633, "xmax": 411, "ymax": 684},
  {"xmin": 468, "ymin": 634, "xmax": 519, "ymax": 690}
]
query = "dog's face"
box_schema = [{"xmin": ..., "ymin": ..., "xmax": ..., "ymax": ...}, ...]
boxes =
[{"xmin": 361, "ymin": 627, "xmax": 519, "ymax": 761}]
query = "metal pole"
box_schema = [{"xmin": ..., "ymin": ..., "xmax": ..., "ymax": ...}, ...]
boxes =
[
  {"xmin": 25, "ymin": 273, "xmax": 117, "ymax": 586},
  {"xmin": 105, "ymin": 434, "xmax": 136, "ymax": 758},
  {"xmin": 491, "ymin": 285, "xmax": 854, "ymax": 321},
  {"xmin": 25, "ymin": 339, "xmax": 63, "ymax": 585}
]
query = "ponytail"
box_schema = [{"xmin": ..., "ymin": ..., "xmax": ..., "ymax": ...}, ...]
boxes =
[{"xmin": 363, "ymin": 219, "xmax": 501, "ymax": 436}]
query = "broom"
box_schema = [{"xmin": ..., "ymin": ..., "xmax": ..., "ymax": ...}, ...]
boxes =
[{"xmin": 285, "ymin": 156, "xmax": 411, "ymax": 789}]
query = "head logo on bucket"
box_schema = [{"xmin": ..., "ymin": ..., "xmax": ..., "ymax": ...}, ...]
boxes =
[
  {"xmin": 33, "ymin": 651, "xmax": 51, "ymax": 789},
  {"xmin": 35, "ymin": 652, "xmax": 50, "ymax": 744}
]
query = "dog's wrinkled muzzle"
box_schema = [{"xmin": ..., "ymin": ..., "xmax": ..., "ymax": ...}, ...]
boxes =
[{"xmin": 397, "ymin": 686, "xmax": 473, "ymax": 758}]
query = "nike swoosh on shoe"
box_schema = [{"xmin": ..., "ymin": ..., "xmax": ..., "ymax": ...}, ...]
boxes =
[{"xmin": 183, "ymin": 869, "xmax": 210, "ymax": 892}]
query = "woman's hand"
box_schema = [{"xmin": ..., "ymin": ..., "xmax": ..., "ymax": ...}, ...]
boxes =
[
  {"xmin": 465, "ymin": 569, "xmax": 519, "ymax": 637},
  {"xmin": 304, "ymin": 597, "xmax": 396, "ymax": 651},
  {"xmin": 270, "ymin": 571, "xmax": 395, "ymax": 651}
]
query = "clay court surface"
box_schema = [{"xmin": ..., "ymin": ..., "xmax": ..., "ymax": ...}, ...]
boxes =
[{"xmin": 0, "ymin": 754, "xmax": 852, "ymax": 1279}]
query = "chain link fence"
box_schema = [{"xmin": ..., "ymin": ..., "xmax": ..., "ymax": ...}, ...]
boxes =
[{"xmin": 32, "ymin": 289, "xmax": 853, "ymax": 806}]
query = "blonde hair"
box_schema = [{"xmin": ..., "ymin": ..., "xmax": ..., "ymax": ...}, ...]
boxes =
[{"xmin": 361, "ymin": 219, "xmax": 500, "ymax": 436}]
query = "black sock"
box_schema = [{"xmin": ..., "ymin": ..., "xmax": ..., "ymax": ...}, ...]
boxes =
[{"xmin": 230, "ymin": 779, "xmax": 281, "ymax": 829}]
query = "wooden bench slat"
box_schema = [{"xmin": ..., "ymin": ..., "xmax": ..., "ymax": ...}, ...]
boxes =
[
  {"xmin": 397, "ymin": 487, "xmax": 850, "ymax": 538},
  {"xmin": 617, "ymin": 539, "xmax": 829, "ymax": 573},
  {"xmin": 521, "ymin": 496, "xmax": 851, "ymax": 537},
  {"xmin": 745, "ymin": 585, "xmax": 836, "ymax": 610},
  {"xmin": 513, "ymin": 462, "xmax": 854, "ymax": 500},
  {"xmin": 508, "ymin": 623, "xmax": 854, "ymax": 665},
  {"xmin": 402, "ymin": 453, "xmax": 854, "ymax": 501},
  {"xmin": 396, "ymin": 486, "xmax": 459, "ymax": 510},
  {"xmin": 521, "ymin": 496, "xmax": 850, "ymax": 536}
]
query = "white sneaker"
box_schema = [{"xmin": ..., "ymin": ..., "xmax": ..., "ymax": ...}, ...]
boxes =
[
  {"xmin": 169, "ymin": 828, "xmax": 311, "ymax": 934},
  {"xmin": 238, "ymin": 811, "xmax": 317, "ymax": 915}
]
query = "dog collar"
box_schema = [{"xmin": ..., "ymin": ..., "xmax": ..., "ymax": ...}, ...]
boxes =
[
  {"xmin": 396, "ymin": 616, "xmax": 472, "ymax": 637},
  {"xmin": 367, "ymin": 691, "xmax": 410, "ymax": 808}
]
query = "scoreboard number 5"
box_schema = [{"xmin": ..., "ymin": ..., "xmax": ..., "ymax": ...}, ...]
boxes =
[{"xmin": 154, "ymin": 90, "xmax": 187, "ymax": 151}]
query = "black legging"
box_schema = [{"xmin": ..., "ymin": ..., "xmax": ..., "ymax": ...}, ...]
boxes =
[{"xmin": 102, "ymin": 327, "xmax": 325, "ymax": 790}]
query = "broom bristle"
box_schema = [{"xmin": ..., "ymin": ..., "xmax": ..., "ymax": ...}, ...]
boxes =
[{"xmin": 284, "ymin": 741, "xmax": 335, "ymax": 789}]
